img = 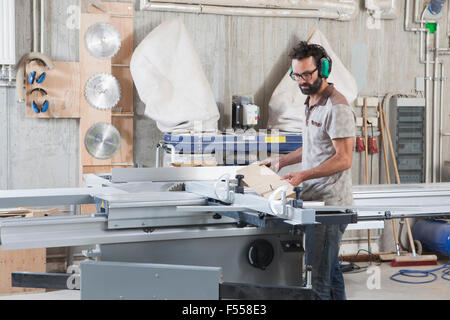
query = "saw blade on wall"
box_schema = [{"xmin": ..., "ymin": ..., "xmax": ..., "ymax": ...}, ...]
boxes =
[
  {"xmin": 84, "ymin": 122, "xmax": 121, "ymax": 160},
  {"xmin": 85, "ymin": 22, "xmax": 121, "ymax": 59},
  {"xmin": 85, "ymin": 73, "xmax": 121, "ymax": 110}
]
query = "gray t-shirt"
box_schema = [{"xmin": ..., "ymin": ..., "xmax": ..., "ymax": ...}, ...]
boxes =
[{"xmin": 301, "ymin": 84, "xmax": 356, "ymax": 206}]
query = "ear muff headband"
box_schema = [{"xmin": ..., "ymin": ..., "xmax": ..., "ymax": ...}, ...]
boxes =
[
  {"xmin": 289, "ymin": 44, "xmax": 333, "ymax": 79},
  {"xmin": 30, "ymin": 88, "xmax": 49, "ymax": 114},
  {"xmin": 304, "ymin": 43, "xmax": 332, "ymax": 78},
  {"xmin": 15, "ymin": 53, "xmax": 54, "ymax": 103},
  {"xmin": 312, "ymin": 44, "xmax": 332, "ymax": 78},
  {"xmin": 30, "ymin": 88, "xmax": 48, "ymax": 95}
]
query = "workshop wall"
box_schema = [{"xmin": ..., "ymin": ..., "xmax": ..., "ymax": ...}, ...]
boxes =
[
  {"xmin": 0, "ymin": 0, "xmax": 80, "ymax": 190},
  {"xmin": 0, "ymin": 0, "xmax": 449, "ymax": 191}
]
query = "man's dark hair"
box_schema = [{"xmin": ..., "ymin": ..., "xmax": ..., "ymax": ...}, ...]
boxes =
[{"xmin": 288, "ymin": 41, "xmax": 328, "ymax": 68}]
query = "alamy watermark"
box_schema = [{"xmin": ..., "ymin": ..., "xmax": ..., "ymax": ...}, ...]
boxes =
[{"xmin": 366, "ymin": 265, "xmax": 381, "ymax": 290}]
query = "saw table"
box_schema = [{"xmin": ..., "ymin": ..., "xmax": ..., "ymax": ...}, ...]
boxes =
[{"xmin": 0, "ymin": 167, "xmax": 449, "ymax": 300}]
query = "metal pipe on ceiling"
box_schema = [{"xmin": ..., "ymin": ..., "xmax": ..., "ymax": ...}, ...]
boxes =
[
  {"xmin": 40, "ymin": 0, "xmax": 45, "ymax": 54},
  {"xmin": 439, "ymin": 63, "xmax": 445, "ymax": 181},
  {"xmin": 140, "ymin": 0, "xmax": 358, "ymax": 20}
]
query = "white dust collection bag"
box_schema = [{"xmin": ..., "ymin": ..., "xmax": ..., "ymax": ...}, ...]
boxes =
[
  {"xmin": 267, "ymin": 29, "xmax": 358, "ymax": 132},
  {"xmin": 130, "ymin": 17, "xmax": 220, "ymax": 133}
]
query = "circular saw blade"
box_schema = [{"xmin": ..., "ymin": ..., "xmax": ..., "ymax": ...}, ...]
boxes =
[
  {"xmin": 84, "ymin": 122, "xmax": 121, "ymax": 160},
  {"xmin": 85, "ymin": 73, "xmax": 121, "ymax": 110},
  {"xmin": 85, "ymin": 23, "xmax": 121, "ymax": 59}
]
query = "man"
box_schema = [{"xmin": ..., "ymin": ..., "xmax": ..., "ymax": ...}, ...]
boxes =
[{"xmin": 260, "ymin": 41, "xmax": 356, "ymax": 300}]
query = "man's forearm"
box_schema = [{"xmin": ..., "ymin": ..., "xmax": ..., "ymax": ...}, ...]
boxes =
[
  {"xmin": 302, "ymin": 153, "xmax": 351, "ymax": 181},
  {"xmin": 279, "ymin": 147, "xmax": 302, "ymax": 168}
]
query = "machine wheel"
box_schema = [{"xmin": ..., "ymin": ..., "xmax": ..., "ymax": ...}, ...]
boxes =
[{"xmin": 247, "ymin": 239, "xmax": 274, "ymax": 270}]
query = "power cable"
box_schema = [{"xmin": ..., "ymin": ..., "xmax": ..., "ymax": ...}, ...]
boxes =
[{"xmin": 390, "ymin": 261, "xmax": 450, "ymax": 284}]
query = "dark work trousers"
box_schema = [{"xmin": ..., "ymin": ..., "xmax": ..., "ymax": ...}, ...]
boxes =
[{"xmin": 306, "ymin": 223, "xmax": 348, "ymax": 300}]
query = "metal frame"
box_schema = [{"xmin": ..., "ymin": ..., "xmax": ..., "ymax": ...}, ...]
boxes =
[
  {"xmin": 11, "ymin": 271, "xmax": 318, "ymax": 300},
  {"xmin": 2, "ymin": 168, "xmax": 450, "ymax": 300}
]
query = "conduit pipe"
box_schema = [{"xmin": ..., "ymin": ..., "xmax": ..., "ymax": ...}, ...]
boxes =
[
  {"xmin": 439, "ymin": 63, "xmax": 445, "ymax": 181},
  {"xmin": 425, "ymin": 31, "xmax": 433, "ymax": 182},
  {"xmin": 140, "ymin": 0, "xmax": 358, "ymax": 20},
  {"xmin": 40, "ymin": 0, "xmax": 45, "ymax": 54},
  {"xmin": 143, "ymin": 0, "xmax": 355, "ymax": 10},
  {"xmin": 32, "ymin": 0, "xmax": 45, "ymax": 53},
  {"xmin": 33, "ymin": 0, "xmax": 38, "ymax": 52},
  {"xmin": 433, "ymin": 25, "xmax": 440, "ymax": 183},
  {"xmin": 406, "ymin": 0, "xmax": 434, "ymax": 182},
  {"xmin": 405, "ymin": 0, "xmax": 427, "ymax": 31}
]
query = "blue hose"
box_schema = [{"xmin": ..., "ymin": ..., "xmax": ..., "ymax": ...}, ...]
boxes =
[{"xmin": 390, "ymin": 261, "xmax": 450, "ymax": 284}]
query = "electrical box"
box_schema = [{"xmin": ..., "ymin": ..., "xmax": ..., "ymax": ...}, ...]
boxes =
[{"xmin": 389, "ymin": 97, "xmax": 426, "ymax": 183}]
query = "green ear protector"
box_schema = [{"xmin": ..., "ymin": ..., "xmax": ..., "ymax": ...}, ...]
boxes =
[
  {"xmin": 319, "ymin": 56, "xmax": 332, "ymax": 78},
  {"xmin": 289, "ymin": 44, "xmax": 332, "ymax": 79}
]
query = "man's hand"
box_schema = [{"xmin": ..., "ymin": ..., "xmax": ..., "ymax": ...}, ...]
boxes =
[
  {"xmin": 281, "ymin": 171, "xmax": 309, "ymax": 186},
  {"xmin": 259, "ymin": 156, "xmax": 282, "ymax": 173}
]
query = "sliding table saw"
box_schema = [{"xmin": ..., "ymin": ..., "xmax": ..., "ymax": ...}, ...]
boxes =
[{"xmin": 0, "ymin": 167, "xmax": 449, "ymax": 300}]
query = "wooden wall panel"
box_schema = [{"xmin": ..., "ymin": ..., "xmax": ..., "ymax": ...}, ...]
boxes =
[
  {"xmin": 111, "ymin": 116, "xmax": 134, "ymax": 165},
  {"xmin": 25, "ymin": 61, "xmax": 80, "ymax": 119},
  {"xmin": 82, "ymin": 2, "xmax": 135, "ymax": 173},
  {"xmin": 0, "ymin": 247, "xmax": 46, "ymax": 294}
]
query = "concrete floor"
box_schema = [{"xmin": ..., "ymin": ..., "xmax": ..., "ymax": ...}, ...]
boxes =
[
  {"xmin": 0, "ymin": 261, "xmax": 448, "ymax": 300},
  {"xmin": 344, "ymin": 260, "xmax": 450, "ymax": 300}
]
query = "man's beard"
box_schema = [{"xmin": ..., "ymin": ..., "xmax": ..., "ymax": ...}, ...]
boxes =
[{"xmin": 299, "ymin": 77, "xmax": 322, "ymax": 95}]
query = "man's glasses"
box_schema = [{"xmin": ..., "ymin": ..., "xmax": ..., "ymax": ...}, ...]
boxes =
[{"xmin": 289, "ymin": 67, "xmax": 318, "ymax": 82}]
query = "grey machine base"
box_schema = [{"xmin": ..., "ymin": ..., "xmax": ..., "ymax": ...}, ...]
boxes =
[{"xmin": 99, "ymin": 232, "xmax": 304, "ymax": 287}]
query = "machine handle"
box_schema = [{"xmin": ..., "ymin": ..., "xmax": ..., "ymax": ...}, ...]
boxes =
[
  {"xmin": 268, "ymin": 185, "xmax": 288, "ymax": 217},
  {"xmin": 214, "ymin": 173, "xmax": 232, "ymax": 203}
]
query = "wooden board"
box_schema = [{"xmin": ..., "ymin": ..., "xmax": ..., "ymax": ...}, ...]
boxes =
[
  {"xmin": 379, "ymin": 251, "xmax": 409, "ymax": 261},
  {"xmin": 112, "ymin": 116, "xmax": 134, "ymax": 165},
  {"xmin": 111, "ymin": 66, "xmax": 133, "ymax": 114},
  {"xmin": 0, "ymin": 247, "xmax": 46, "ymax": 295},
  {"xmin": 26, "ymin": 61, "xmax": 80, "ymax": 119},
  {"xmin": 81, "ymin": 2, "xmax": 134, "ymax": 171},
  {"xmin": 80, "ymin": 13, "xmax": 113, "ymax": 167},
  {"xmin": 86, "ymin": 2, "xmax": 134, "ymax": 66},
  {"xmin": 237, "ymin": 163, "xmax": 295, "ymax": 199},
  {"xmin": 0, "ymin": 209, "xmax": 62, "ymax": 294}
]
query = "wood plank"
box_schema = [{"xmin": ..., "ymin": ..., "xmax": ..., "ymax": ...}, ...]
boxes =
[
  {"xmin": 0, "ymin": 210, "xmax": 57, "ymax": 294},
  {"xmin": 237, "ymin": 163, "xmax": 295, "ymax": 199},
  {"xmin": 379, "ymin": 251, "xmax": 409, "ymax": 261},
  {"xmin": 109, "ymin": 5, "xmax": 134, "ymax": 165},
  {"xmin": 79, "ymin": 13, "xmax": 113, "ymax": 167},
  {"xmin": 87, "ymin": 1, "xmax": 134, "ymax": 17},
  {"xmin": 0, "ymin": 247, "xmax": 46, "ymax": 294},
  {"xmin": 81, "ymin": 204, "xmax": 97, "ymax": 215},
  {"xmin": 111, "ymin": 14, "xmax": 134, "ymax": 66},
  {"xmin": 111, "ymin": 66, "xmax": 133, "ymax": 114},
  {"xmin": 82, "ymin": 2, "xmax": 134, "ymax": 168},
  {"xmin": 111, "ymin": 116, "xmax": 134, "ymax": 165}
]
